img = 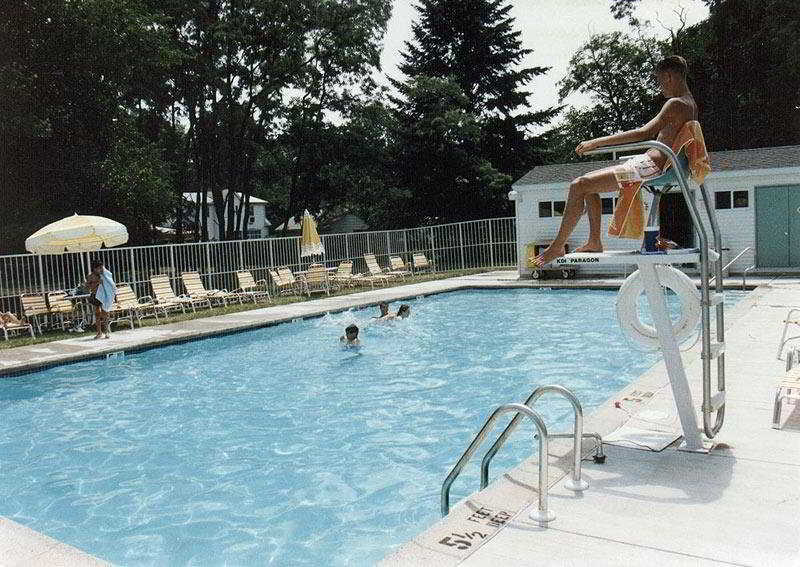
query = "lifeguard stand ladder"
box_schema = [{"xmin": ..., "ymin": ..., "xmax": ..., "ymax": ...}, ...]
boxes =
[{"xmin": 558, "ymin": 140, "xmax": 725, "ymax": 452}]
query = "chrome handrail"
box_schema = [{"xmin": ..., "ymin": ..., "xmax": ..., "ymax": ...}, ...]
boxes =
[
  {"xmin": 480, "ymin": 385, "xmax": 600, "ymax": 492},
  {"xmin": 441, "ymin": 403, "xmax": 553, "ymax": 522}
]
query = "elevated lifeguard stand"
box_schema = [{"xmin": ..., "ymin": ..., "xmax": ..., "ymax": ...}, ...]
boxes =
[{"xmin": 555, "ymin": 140, "xmax": 725, "ymax": 451}]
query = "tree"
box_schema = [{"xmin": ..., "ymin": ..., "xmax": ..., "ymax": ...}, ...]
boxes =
[{"xmin": 392, "ymin": 0, "xmax": 556, "ymax": 221}]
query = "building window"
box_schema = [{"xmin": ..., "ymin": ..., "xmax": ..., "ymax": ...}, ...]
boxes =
[
  {"xmin": 553, "ymin": 200, "xmax": 565, "ymax": 217},
  {"xmin": 247, "ymin": 206, "xmax": 255, "ymax": 224},
  {"xmin": 715, "ymin": 190, "xmax": 749, "ymax": 209},
  {"xmin": 733, "ymin": 190, "xmax": 749, "ymax": 208},
  {"xmin": 715, "ymin": 191, "xmax": 731, "ymax": 209},
  {"xmin": 601, "ymin": 197, "xmax": 614, "ymax": 214},
  {"xmin": 538, "ymin": 201, "xmax": 552, "ymax": 217}
]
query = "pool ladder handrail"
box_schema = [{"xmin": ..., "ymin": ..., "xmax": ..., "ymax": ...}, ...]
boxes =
[
  {"xmin": 441, "ymin": 386, "xmax": 603, "ymax": 522},
  {"xmin": 440, "ymin": 403, "xmax": 555, "ymax": 522},
  {"xmin": 480, "ymin": 385, "xmax": 604, "ymax": 492}
]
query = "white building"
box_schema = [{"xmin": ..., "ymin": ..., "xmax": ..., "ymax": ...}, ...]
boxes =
[
  {"xmin": 510, "ymin": 145, "xmax": 800, "ymax": 277},
  {"xmin": 184, "ymin": 191, "xmax": 271, "ymax": 240}
]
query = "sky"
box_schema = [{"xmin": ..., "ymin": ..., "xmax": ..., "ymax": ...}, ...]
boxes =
[{"xmin": 378, "ymin": 0, "xmax": 709, "ymax": 114}]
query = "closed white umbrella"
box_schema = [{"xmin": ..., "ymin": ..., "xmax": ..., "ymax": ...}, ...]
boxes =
[{"xmin": 25, "ymin": 214, "xmax": 128, "ymax": 254}]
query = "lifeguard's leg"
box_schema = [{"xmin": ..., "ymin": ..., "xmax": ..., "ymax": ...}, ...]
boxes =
[
  {"xmin": 536, "ymin": 167, "xmax": 619, "ymax": 265},
  {"xmin": 575, "ymin": 194, "xmax": 603, "ymax": 252}
]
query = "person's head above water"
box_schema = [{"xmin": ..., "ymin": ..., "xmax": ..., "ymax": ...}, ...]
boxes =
[
  {"xmin": 345, "ymin": 324, "xmax": 359, "ymax": 340},
  {"xmin": 654, "ymin": 55, "xmax": 688, "ymax": 98},
  {"xmin": 378, "ymin": 302, "xmax": 389, "ymax": 316},
  {"xmin": 396, "ymin": 304, "xmax": 411, "ymax": 319}
]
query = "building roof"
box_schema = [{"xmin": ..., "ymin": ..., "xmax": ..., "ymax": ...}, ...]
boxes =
[{"xmin": 514, "ymin": 145, "xmax": 800, "ymax": 186}]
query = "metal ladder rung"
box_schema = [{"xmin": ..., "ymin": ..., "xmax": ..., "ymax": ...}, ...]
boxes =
[
  {"xmin": 702, "ymin": 341, "xmax": 725, "ymax": 359},
  {"xmin": 708, "ymin": 391, "xmax": 725, "ymax": 412}
]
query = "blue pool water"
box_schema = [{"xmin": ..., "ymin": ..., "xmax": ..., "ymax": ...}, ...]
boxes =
[{"xmin": 0, "ymin": 289, "xmax": 747, "ymax": 565}]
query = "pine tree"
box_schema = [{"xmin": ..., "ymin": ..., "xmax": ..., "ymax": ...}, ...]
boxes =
[{"xmin": 393, "ymin": 0, "xmax": 557, "ymax": 188}]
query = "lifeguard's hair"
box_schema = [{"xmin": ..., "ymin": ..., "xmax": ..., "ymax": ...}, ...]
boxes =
[
  {"xmin": 655, "ymin": 55, "xmax": 687, "ymax": 78},
  {"xmin": 345, "ymin": 324, "xmax": 359, "ymax": 335}
]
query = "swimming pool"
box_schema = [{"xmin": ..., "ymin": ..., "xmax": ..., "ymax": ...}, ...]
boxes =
[{"xmin": 0, "ymin": 288, "xmax": 747, "ymax": 565}]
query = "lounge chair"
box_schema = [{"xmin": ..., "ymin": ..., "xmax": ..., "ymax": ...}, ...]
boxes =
[
  {"xmin": 114, "ymin": 284, "xmax": 166, "ymax": 326},
  {"xmin": 150, "ymin": 274, "xmax": 211, "ymax": 313},
  {"xmin": 20, "ymin": 293, "xmax": 49, "ymax": 335},
  {"xmin": 182, "ymin": 271, "xmax": 242, "ymax": 307},
  {"xmin": 278, "ymin": 267, "xmax": 309, "ymax": 297},
  {"xmin": 46, "ymin": 290, "xmax": 78, "ymax": 331},
  {"xmin": 1, "ymin": 312, "xmax": 34, "ymax": 340},
  {"xmin": 331, "ymin": 261, "xmax": 357, "ymax": 289},
  {"xmin": 389, "ymin": 256, "xmax": 412, "ymax": 278},
  {"xmin": 774, "ymin": 348, "xmax": 800, "ymax": 429},
  {"xmin": 412, "ymin": 252, "xmax": 433, "ymax": 273},
  {"xmin": 304, "ymin": 264, "xmax": 331, "ymax": 296},
  {"xmin": 363, "ymin": 254, "xmax": 394, "ymax": 285},
  {"xmin": 268, "ymin": 268, "xmax": 296, "ymax": 296},
  {"xmin": 235, "ymin": 271, "xmax": 272, "ymax": 303}
]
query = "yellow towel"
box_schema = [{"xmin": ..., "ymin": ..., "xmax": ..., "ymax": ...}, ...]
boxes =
[
  {"xmin": 663, "ymin": 120, "xmax": 711, "ymax": 184},
  {"xmin": 608, "ymin": 180, "xmax": 646, "ymax": 239}
]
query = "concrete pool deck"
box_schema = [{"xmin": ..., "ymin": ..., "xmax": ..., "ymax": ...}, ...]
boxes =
[{"xmin": 1, "ymin": 271, "xmax": 799, "ymax": 565}]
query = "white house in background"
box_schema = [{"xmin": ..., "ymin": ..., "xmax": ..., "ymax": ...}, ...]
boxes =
[
  {"xmin": 273, "ymin": 212, "xmax": 368, "ymax": 233},
  {"xmin": 183, "ymin": 191, "xmax": 271, "ymax": 240},
  {"xmin": 510, "ymin": 145, "xmax": 800, "ymax": 278}
]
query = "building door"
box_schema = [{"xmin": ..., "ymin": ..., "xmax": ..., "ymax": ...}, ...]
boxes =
[
  {"xmin": 659, "ymin": 192, "xmax": 694, "ymax": 248},
  {"xmin": 755, "ymin": 185, "xmax": 800, "ymax": 268}
]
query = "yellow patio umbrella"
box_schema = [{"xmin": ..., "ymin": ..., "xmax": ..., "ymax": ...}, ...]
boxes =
[
  {"xmin": 300, "ymin": 209, "xmax": 325, "ymax": 257},
  {"xmin": 25, "ymin": 213, "xmax": 129, "ymax": 254}
]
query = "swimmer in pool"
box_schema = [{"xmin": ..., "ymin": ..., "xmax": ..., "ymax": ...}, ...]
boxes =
[
  {"xmin": 382, "ymin": 304, "xmax": 411, "ymax": 321},
  {"xmin": 373, "ymin": 302, "xmax": 389, "ymax": 319},
  {"xmin": 340, "ymin": 324, "xmax": 361, "ymax": 346}
]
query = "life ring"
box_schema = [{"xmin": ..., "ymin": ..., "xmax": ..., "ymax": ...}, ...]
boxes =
[{"xmin": 616, "ymin": 265, "xmax": 700, "ymax": 349}]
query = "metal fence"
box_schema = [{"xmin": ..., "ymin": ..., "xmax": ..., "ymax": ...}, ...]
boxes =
[{"xmin": 0, "ymin": 217, "xmax": 517, "ymax": 313}]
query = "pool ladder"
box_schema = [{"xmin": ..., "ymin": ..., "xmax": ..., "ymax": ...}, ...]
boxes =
[{"xmin": 441, "ymin": 385, "xmax": 604, "ymax": 523}]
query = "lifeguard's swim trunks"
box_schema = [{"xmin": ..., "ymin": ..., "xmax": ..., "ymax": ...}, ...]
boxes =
[{"xmin": 613, "ymin": 153, "xmax": 661, "ymax": 187}]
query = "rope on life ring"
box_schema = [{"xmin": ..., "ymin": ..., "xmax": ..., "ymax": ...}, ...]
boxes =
[{"xmin": 616, "ymin": 265, "xmax": 701, "ymax": 350}]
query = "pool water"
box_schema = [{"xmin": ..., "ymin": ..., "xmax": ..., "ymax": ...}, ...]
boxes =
[{"xmin": 0, "ymin": 289, "xmax": 747, "ymax": 565}]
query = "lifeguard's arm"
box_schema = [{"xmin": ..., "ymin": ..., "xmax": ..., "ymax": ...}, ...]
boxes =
[{"xmin": 575, "ymin": 99, "xmax": 678, "ymax": 155}]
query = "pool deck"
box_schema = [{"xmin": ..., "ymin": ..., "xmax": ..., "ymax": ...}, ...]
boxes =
[{"xmin": 1, "ymin": 271, "xmax": 799, "ymax": 565}]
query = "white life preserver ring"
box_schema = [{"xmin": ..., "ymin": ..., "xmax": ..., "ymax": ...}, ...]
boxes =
[{"xmin": 616, "ymin": 265, "xmax": 701, "ymax": 350}]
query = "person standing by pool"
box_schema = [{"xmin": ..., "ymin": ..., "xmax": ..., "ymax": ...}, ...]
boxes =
[
  {"xmin": 535, "ymin": 55, "xmax": 698, "ymax": 266},
  {"xmin": 85, "ymin": 260, "xmax": 117, "ymax": 339}
]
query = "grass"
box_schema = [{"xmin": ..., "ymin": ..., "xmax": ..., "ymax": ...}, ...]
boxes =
[{"xmin": 0, "ymin": 268, "xmax": 499, "ymax": 351}]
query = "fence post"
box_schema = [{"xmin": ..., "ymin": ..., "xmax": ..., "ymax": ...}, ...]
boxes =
[
  {"xmin": 204, "ymin": 242, "xmax": 212, "ymax": 288},
  {"xmin": 237, "ymin": 240, "xmax": 244, "ymax": 271},
  {"xmin": 429, "ymin": 226, "xmax": 435, "ymax": 273},
  {"xmin": 488, "ymin": 220, "xmax": 495, "ymax": 268},
  {"xmin": 403, "ymin": 229, "xmax": 409, "ymax": 269},
  {"xmin": 458, "ymin": 223, "xmax": 465, "ymax": 270},
  {"xmin": 345, "ymin": 232, "xmax": 350, "ymax": 262},
  {"xmin": 169, "ymin": 245, "xmax": 176, "ymax": 282},
  {"xmin": 296, "ymin": 238, "xmax": 302, "ymax": 270},
  {"xmin": 385, "ymin": 232, "xmax": 391, "ymax": 261},
  {"xmin": 37, "ymin": 255, "xmax": 46, "ymax": 295},
  {"xmin": 268, "ymin": 238, "xmax": 274, "ymax": 268},
  {"xmin": 129, "ymin": 248, "xmax": 136, "ymax": 293}
]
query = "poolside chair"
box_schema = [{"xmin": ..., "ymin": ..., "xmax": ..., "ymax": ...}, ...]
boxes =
[
  {"xmin": 330, "ymin": 261, "xmax": 357, "ymax": 289},
  {"xmin": 363, "ymin": 254, "xmax": 394, "ymax": 285},
  {"xmin": 773, "ymin": 347, "xmax": 800, "ymax": 429},
  {"xmin": 114, "ymin": 284, "xmax": 166, "ymax": 326},
  {"xmin": 389, "ymin": 256, "xmax": 412, "ymax": 278},
  {"xmin": 150, "ymin": 274, "xmax": 211, "ymax": 313},
  {"xmin": 235, "ymin": 271, "xmax": 272, "ymax": 304},
  {"xmin": 412, "ymin": 252, "xmax": 433, "ymax": 274},
  {"xmin": 46, "ymin": 290, "xmax": 77, "ymax": 331},
  {"xmin": 304, "ymin": 264, "xmax": 331, "ymax": 296},
  {"xmin": 278, "ymin": 267, "xmax": 309, "ymax": 297},
  {"xmin": 20, "ymin": 293, "xmax": 49, "ymax": 335},
  {"xmin": 182, "ymin": 271, "xmax": 242, "ymax": 307},
  {"xmin": 268, "ymin": 268, "xmax": 296, "ymax": 296},
  {"xmin": 1, "ymin": 312, "xmax": 34, "ymax": 340}
]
